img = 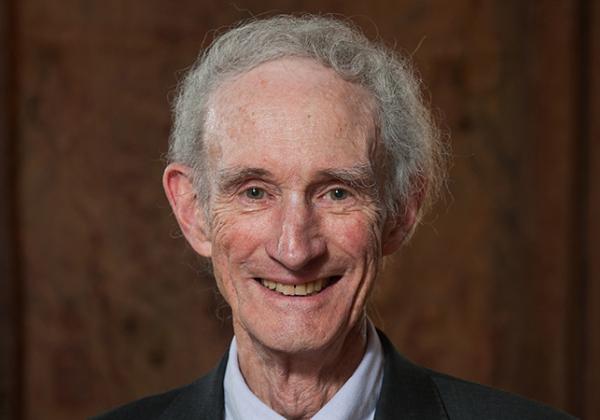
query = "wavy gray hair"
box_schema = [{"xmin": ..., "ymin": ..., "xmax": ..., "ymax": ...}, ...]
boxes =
[{"xmin": 168, "ymin": 14, "xmax": 445, "ymax": 226}]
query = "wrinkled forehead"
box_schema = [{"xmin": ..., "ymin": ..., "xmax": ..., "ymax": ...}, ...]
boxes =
[{"xmin": 203, "ymin": 57, "xmax": 379, "ymax": 160}]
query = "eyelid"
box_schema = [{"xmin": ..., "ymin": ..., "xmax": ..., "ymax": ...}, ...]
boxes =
[
  {"xmin": 324, "ymin": 183, "xmax": 353, "ymax": 195},
  {"xmin": 317, "ymin": 185, "xmax": 357, "ymax": 204},
  {"xmin": 236, "ymin": 179, "xmax": 266, "ymax": 191},
  {"xmin": 237, "ymin": 181, "xmax": 277, "ymax": 201}
]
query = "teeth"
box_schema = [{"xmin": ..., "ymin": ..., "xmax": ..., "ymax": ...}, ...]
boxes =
[
  {"xmin": 294, "ymin": 284, "xmax": 307, "ymax": 296},
  {"xmin": 262, "ymin": 279, "xmax": 277, "ymax": 290},
  {"xmin": 259, "ymin": 277, "xmax": 335, "ymax": 296},
  {"xmin": 314, "ymin": 279, "xmax": 323, "ymax": 292}
]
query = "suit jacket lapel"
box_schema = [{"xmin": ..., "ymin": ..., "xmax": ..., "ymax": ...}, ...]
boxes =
[
  {"xmin": 375, "ymin": 331, "xmax": 448, "ymax": 420},
  {"xmin": 159, "ymin": 351, "xmax": 228, "ymax": 420}
]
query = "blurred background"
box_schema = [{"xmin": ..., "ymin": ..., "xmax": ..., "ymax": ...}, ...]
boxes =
[{"xmin": 1, "ymin": 1, "xmax": 598, "ymax": 419}]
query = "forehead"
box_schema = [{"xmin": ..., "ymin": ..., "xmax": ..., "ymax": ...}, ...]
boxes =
[{"xmin": 204, "ymin": 58, "xmax": 377, "ymax": 168}]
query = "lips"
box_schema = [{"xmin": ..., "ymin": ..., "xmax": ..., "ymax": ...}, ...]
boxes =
[{"xmin": 256, "ymin": 276, "xmax": 341, "ymax": 296}]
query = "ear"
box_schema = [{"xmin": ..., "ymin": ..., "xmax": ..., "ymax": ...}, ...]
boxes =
[
  {"xmin": 163, "ymin": 163, "xmax": 212, "ymax": 257},
  {"xmin": 381, "ymin": 191, "xmax": 422, "ymax": 256}
]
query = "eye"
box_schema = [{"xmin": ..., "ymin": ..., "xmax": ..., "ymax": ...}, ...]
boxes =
[
  {"xmin": 328, "ymin": 188, "xmax": 349, "ymax": 201},
  {"xmin": 244, "ymin": 186, "xmax": 265, "ymax": 200}
]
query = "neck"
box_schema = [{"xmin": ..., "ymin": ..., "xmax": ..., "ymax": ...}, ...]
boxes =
[{"xmin": 234, "ymin": 318, "xmax": 368, "ymax": 420}]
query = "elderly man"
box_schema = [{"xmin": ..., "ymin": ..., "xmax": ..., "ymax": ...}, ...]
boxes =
[{"xmin": 95, "ymin": 15, "xmax": 576, "ymax": 420}]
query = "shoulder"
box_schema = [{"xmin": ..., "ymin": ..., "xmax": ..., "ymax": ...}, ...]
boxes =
[
  {"xmin": 90, "ymin": 382, "xmax": 194, "ymax": 420},
  {"xmin": 427, "ymin": 369, "xmax": 578, "ymax": 420},
  {"xmin": 375, "ymin": 329, "xmax": 578, "ymax": 420},
  {"xmin": 91, "ymin": 352, "xmax": 228, "ymax": 420}
]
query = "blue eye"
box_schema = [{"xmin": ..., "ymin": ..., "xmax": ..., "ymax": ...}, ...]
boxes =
[
  {"xmin": 245, "ymin": 187, "xmax": 265, "ymax": 199},
  {"xmin": 329, "ymin": 188, "xmax": 348, "ymax": 200}
]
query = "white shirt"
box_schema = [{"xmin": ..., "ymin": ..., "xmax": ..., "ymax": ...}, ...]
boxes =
[{"xmin": 224, "ymin": 320, "xmax": 384, "ymax": 420}]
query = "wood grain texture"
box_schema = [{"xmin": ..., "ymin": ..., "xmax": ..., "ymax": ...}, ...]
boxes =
[
  {"xmin": 376, "ymin": 2, "xmax": 581, "ymax": 411},
  {"xmin": 511, "ymin": 2, "xmax": 576, "ymax": 408},
  {"xmin": 17, "ymin": 2, "xmax": 234, "ymax": 419},
  {"xmin": 584, "ymin": 0, "xmax": 600, "ymax": 418},
  {"xmin": 13, "ymin": 1, "xmax": 592, "ymax": 419},
  {"xmin": 0, "ymin": 1, "xmax": 21, "ymax": 419}
]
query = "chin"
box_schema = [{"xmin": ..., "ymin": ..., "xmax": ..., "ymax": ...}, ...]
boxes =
[{"xmin": 236, "ymin": 306, "xmax": 358, "ymax": 357}]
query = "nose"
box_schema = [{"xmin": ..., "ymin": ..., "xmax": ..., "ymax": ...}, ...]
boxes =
[{"xmin": 265, "ymin": 198, "xmax": 327, "ymax": 272}]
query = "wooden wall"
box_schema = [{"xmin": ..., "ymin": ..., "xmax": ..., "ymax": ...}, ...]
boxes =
[{"xmin": 1, "ymin": 1, "xmax": 597, "ymax": 419}]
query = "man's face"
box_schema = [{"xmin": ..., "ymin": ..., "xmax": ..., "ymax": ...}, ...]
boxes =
[{"xmin": 202, "ymin": 58, "xmax": 387, "ymax": 354}]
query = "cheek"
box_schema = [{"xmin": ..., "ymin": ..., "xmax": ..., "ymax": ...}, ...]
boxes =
[
  {"xmin": 209, "ymin": 215, "xmax": 262, "ymax": 303},
  {"xmin": 210, "ymin": 211, "xmax": 271, "ymax": 264},
  {"xmin": 326, "ymin": 214, "xmax": 382, "ymax": 258}
]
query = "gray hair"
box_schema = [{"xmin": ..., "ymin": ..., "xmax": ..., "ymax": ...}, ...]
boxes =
[{"xmin": 168, "ymin": 14, "xmax": 445, "ymax": 226}]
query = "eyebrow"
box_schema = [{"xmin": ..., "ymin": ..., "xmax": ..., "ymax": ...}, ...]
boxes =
[
  {"xmin": 315, "ymin": 164, "xmax": 377, "ymax": 193},
  {"xmin": 216, "ymin": 167, "xmax": 274, "ymax": 194}
]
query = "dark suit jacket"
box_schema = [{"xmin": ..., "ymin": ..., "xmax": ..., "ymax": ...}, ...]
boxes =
[{"xmin": 93, "ymin": 332, "xmax": 577, "ymax": 419}]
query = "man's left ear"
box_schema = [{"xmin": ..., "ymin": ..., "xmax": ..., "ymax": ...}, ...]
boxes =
[{"xmin": 381, "ymin": 191, "xmax": 422, "ymax": 256}]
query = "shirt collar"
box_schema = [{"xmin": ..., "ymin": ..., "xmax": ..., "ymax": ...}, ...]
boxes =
[{"xmin": 223, "ymin": 320, "xmax": 384, "ymax": 420}]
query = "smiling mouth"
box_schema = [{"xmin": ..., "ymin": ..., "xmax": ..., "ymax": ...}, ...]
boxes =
[{"xmin": 256, "ymin": 276, "xmax": 342, "ymax": 296}]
